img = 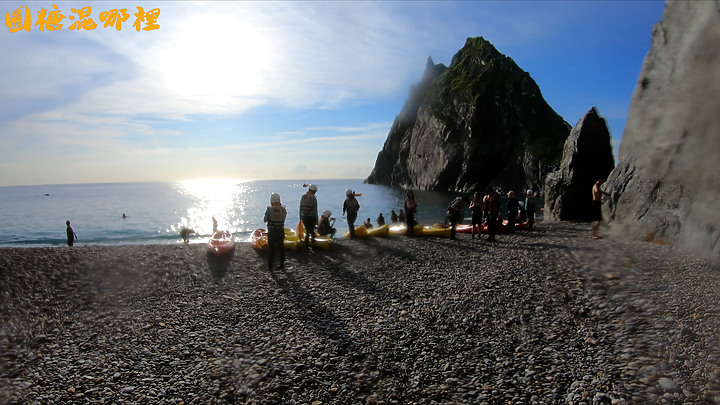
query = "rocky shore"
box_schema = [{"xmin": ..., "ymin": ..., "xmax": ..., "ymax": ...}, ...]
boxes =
[{"xmin": 1, "ymin": 222, "xmax": 719, "ymax": 404}]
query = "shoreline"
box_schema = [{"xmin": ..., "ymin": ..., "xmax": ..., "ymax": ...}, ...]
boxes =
[{"xmin": 1, "ymin": 222, "xmax": 719, "ymax": 403}]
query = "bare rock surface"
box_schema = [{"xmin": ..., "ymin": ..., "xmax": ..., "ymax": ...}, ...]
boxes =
[
  {"xmin": 606, "ymin": 1, "xmax": 720, "ymax": 263},
  {"xmin": 545, "ymin": 107, "xmax": 615, "ymax": 222},
  {"xmin": 1, "ymin": 222, "xmax": 719, "ymax": 404}
]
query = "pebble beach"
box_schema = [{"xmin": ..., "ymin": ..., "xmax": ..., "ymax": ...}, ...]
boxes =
[{"xmin": 1, "ymin": 222, "xmax": 719, "ymax": 404}]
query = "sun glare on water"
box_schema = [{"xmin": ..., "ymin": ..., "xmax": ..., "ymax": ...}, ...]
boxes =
[{"xmin": 175, "ymin": 179, "xmax": 253, "ymax": 238}]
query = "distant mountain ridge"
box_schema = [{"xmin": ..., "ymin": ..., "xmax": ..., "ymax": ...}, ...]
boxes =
[{"xmin": 365, "ymin": 37, "xmax": 570, "ymax": 193}]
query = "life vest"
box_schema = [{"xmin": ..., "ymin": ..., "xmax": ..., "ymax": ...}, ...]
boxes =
[
  {"xmin": 490, "ymin": 194, "xmax": 501, "ymax": 212},
  {"xmin": 470, "ymin": 198, "xmax": 483, "ymax": 214},
  {"xmin": 447, "ymin": 198, "xmax": 464, "ymax": 216},
  {"xmin": 300, "ymin": 193, "xmax": 316, "ymax": 216},
  {"xmin": 267, "ymin": 205, "xmax": 287, "ymax": 230},
  {"xmin": 344, "ymin": 196, "xmax": 359, "ymax": 213}
]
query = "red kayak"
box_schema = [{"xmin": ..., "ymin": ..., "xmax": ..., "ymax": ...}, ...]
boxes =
[
  {"xmin": 207, "ymin": 230, "xmax": 235, "ymax": 256},
  {"xmin": 251, "ymin": 228, "xmax": 267, "ymax": 252}
]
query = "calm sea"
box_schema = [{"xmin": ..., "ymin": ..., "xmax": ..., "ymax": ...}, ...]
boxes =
[{"xmin": 0, "ymin": 179, "xmax": 474, "ymax": 247}]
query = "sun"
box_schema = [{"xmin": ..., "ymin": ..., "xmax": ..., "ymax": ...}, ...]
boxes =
[{"xmin": 155, "ymin": 7, "xmax": 277, "ymax": 100}]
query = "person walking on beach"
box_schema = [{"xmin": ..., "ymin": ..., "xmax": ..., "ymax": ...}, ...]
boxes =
[
  {"xmin": 343, "ymin": 189, "xmax": 360, "ymax": 239},
  {"xmin": 299, "ymin": 184, "xmax": 319, "ymax": 247},
  {"xmin": 591, "ymin": 178, "xmax": 610, "ymax": 239},
  {"xmin": 469, "ymin": 192, "xmax": 483, "ymax": 239},
  {"xmin": 525, "ymin": 189, "xmax": 537, "ymax": 230},
  {"xmin": 446, "ymin": 196, "xmax": 469, "ymax": 240},
  {"xmin": 484, "ymin": 187, "xmax": 501, "ymax": 242},
  {"xmin": 404, "ymin": 191, "xmax": 418, "ymax": 236},
  {"xmin": 66, "ymin": 220, "xmax": 77, "ymax": 247},
  {"xmin": 506, "ymin": 191, "xmax": 519, "ymax": 234},
  {"xmin": 264, "ymin": 193, "xmax": 287, "ymax": 269}
]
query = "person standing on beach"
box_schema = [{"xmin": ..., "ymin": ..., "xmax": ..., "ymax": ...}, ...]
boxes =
[
  {"xmin": 446, "ymin": 196, "xmax": 469, "ymax": 240},
  {"xmin": 376, "ymin": 213, "xmax": 386, "ymax": 226},
  {"xmin": 484, "ymin": 188, "xmax": 501, "ymax": 242},
  {"xmin": 591, "ymin": 178, "xmax": 610, "ymax": 239},
  {"xmin": 506, "ymin": 191, "xmax": 519, "ymax": 234},
  {"xmin": 404, "ymin": 190, "xmax": 418, "ymax": 236},
  {"xmin": 343, "ymin": 189, "xmax": 360, "ymax": 238},
  {"xmin": 299, "ymin": 184, "xmax": 318, "ymax": 247},
  {"xmin": 525, "ymin": 189, "xmax": 537, "ymax": 230},
  {"xmin": 390, "ymin": 210, "xmax": 398, "ymax": 224},
  {"xmin": 66, "ymin": 220, "xmax": 77, "ymax": 247},
  {"xmin": 469, "ymin": 192, "xmax": 483, "ymax": 239},
  {"xmin": 264, "ymin": 193, "xmax": 287, "ymax": 269}
]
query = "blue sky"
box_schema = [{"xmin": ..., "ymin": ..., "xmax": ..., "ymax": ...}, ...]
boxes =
[{"xmin": 0, "ymin": 1, "xmax": 665, "ymax": 186}]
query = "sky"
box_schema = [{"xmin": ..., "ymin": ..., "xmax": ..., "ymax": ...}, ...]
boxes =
[{"xmin": 0, "ymin": 1, "xmax": 666, "ymax": 187}]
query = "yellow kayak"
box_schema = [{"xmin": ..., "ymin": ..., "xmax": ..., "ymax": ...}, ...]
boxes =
[
  {"xmin": 388, "ymin": 224, "xmax": 450, "ymax": 237},
  {"xmin": 253, "ymin": 228, "xmax": 304, "ymax": 252},
  {"xmin": 296, "ymin": 221, "xmax": 334, "ymax": 250},
  {"xmin": 344, "ymin": 224, "xmax": 389, "ymax": 238}
]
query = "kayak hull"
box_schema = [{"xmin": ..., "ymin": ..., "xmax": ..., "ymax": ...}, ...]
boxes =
[
  {"xmin": 207, "ymin": 231, "xmax": 235, "ymax": 256},
  {"xmin": 343, "ymin": 224, "xmax": 389, "ymax": 238}
]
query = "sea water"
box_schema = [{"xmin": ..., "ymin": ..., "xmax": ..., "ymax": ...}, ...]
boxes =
[{"xmin": 0, "ymin": 179, "xmax": 476, "ymax": 247}]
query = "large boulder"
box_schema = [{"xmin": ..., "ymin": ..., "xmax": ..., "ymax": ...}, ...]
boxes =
[
  {"xmin": 365, "ymin": 37, "xmax": 570, "ymax": 193},
  {"xmin": 605, "ymin": 1, "xmax": 720, "ymax": 263},
  {"xmin": 544, "ymin": 107, "xmax": 615, "ymax": 221}
]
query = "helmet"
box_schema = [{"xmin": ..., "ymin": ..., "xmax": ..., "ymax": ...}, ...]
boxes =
[
  {"xmin": 270, "ymin": 193, "xmax": 281, "ymax": 204},
  {"xmin": 308, "ymin": 184, "xmax": 318, "ymax": 192},
  {"xmin": 322, "ymin": 210, "xmax": 332, "ymax": 218},
  {"xmin": 527, "ymin": 189, "xmax": 534, "ymax": 196},
  {"xmin": 346, "ymin": 189, "xmax": 353, "ymax": 196}
]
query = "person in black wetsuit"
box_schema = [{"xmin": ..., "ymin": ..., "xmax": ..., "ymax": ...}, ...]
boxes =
[{"xmin": 66, "ymin": 220, "xmax": 77, "ymax": 246}]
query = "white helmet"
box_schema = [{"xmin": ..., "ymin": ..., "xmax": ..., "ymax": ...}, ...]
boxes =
[
  {"xmin": 346, "ymin": 189, "xmax": 353, "ymax": 196},
  {"xmin": 526, "ymin": 189, "xmax": 534, "ymax": 196},
  {"xmin": 322, "ymin": 210, "xmax": 332, "ymax": 218},
  {"xmin": 270, "ymin": 193, "xmax": 281, "ymax": 204},
  {"xmin": 308, "ymin": 184, "xmax": 318, "ymax": 192}
]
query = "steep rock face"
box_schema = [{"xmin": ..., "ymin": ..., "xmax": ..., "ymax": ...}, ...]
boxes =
[
  {"xmin": 605, "ymin": 1, "xmax": 720, "ymax": 263},
  {"xmin": 365, "ymin": 37, "xmax": 570, "ymax": 193},
  {"xmin": 364, "ymin": 57, "xmax": 447, "ymax": 186},
  {"xmin": 544, "ymin": 107, "xmax": 615, "ymax": 221}
]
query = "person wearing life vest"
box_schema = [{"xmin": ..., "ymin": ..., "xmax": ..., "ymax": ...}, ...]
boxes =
[
  {"xmin": 525, "ymin": 189, "xmax": 537, "ymax": 230},
  {"xmin": 446, "ymin": 196, "xmax": 469, "ymax": 240},
  {"xmin": 404, "ymin": 191, "xmax": 417, "ymax": 236},
  {"xmin": 469, "ymin": 192, "xmax": 483, "ymax": 240},
  {"xmin": 299, "ymin": 184, "xmax": 318, "ymax": 247},
  {"xmin": 317, "ymin": 210, "xmax": 337, "ymax": 237},
  {"xmin": 506, "ymin": 191, "xmax": 519, "ymax": 234},
  {"xmin": 483, "ymin": 187, "xmax": 501, "ymax": 242},
  {"xmin": 342, "ymin": 189, "xmax": 360, "ymax": 239},
  {"xmin": 264, "ymin": 192, "xmax": 287, "ymax": 270}
]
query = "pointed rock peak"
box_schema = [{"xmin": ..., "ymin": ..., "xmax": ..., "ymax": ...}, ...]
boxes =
[{"xmin": 426, "ymin": 56, "xmax": 435, "ymax": 69}]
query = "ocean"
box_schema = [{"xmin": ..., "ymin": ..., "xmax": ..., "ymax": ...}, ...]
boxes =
[{"xmin": 0, "ymin": 179, "xmax": 477, "ymax": 247}]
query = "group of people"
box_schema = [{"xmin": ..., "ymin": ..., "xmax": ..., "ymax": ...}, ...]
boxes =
[
  {"xmin": 445, "ymin": 187, "xmax": 539, "ymax": 242},
  {"xmin": 263, "ymin": 184, "xmax": 361, "ymax": 269}
]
